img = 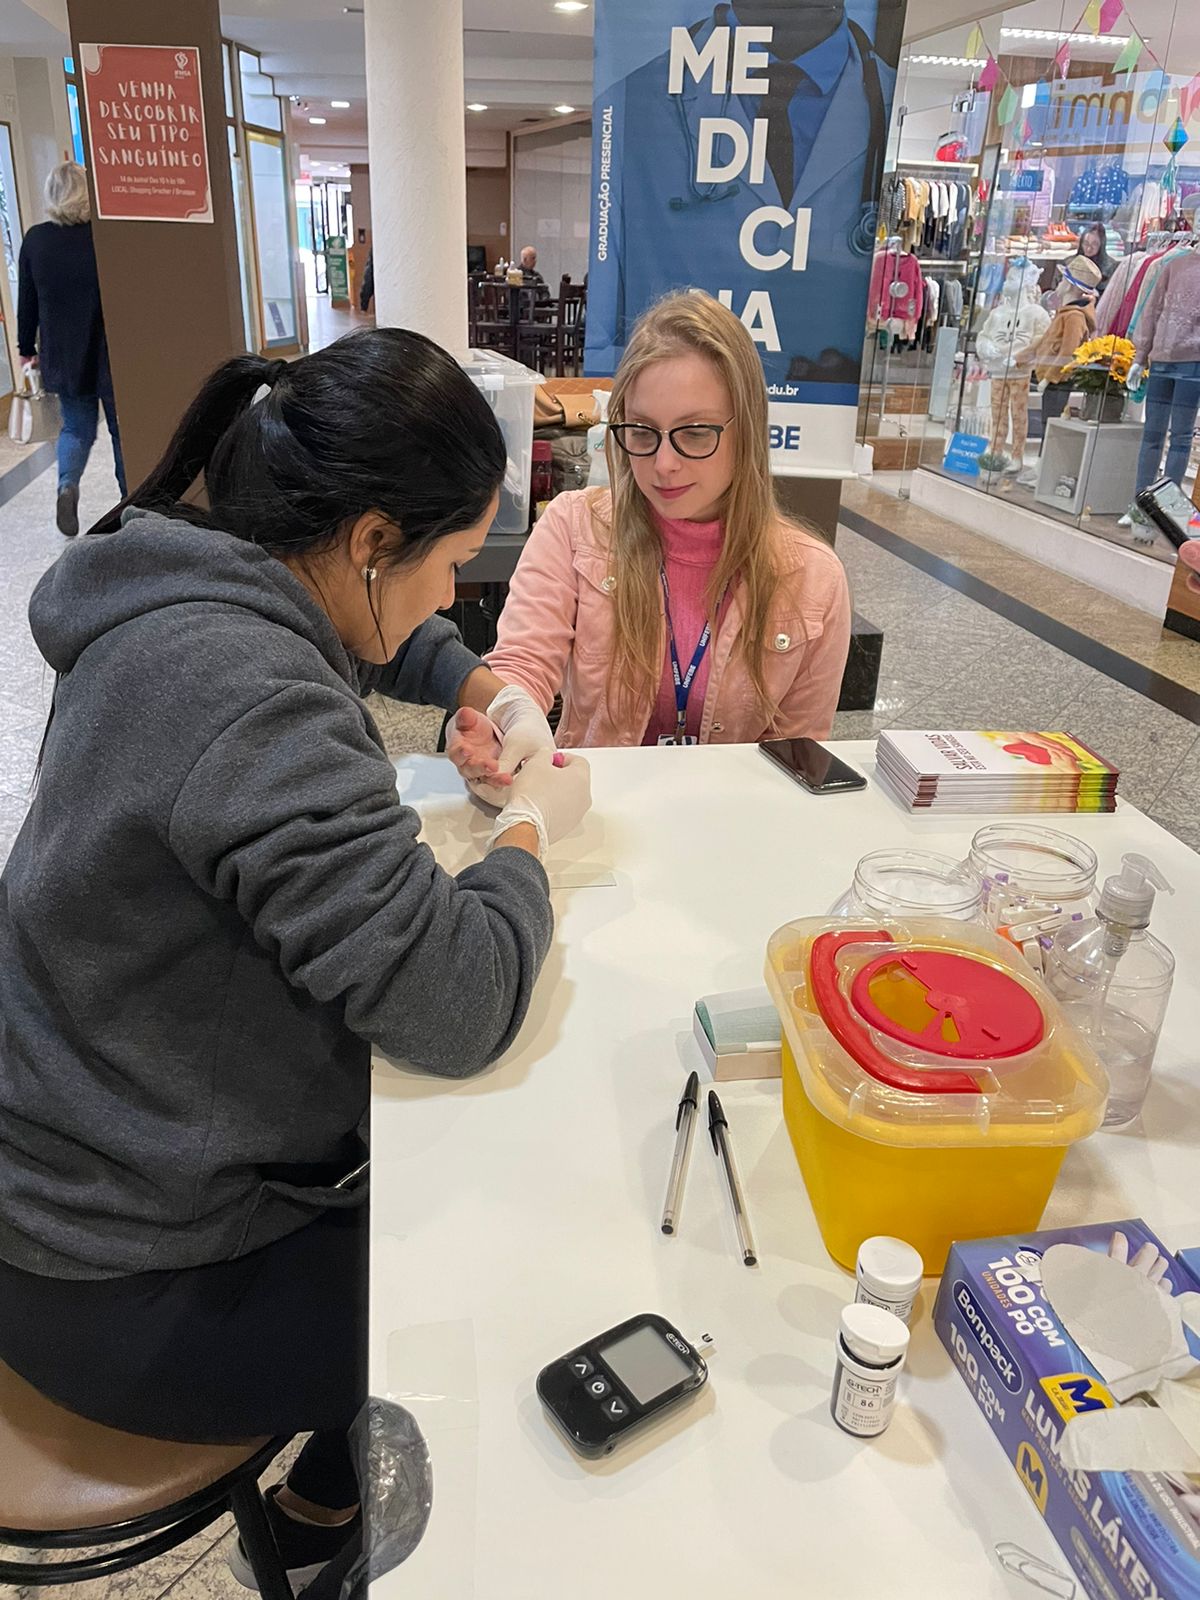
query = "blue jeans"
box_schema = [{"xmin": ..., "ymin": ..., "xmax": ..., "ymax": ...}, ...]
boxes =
[
  {"xmin": 1136, "ymin": 360, "xmax": 1200, "ymax": 494},
  {"xmin": 57, "ymin": 394, "xmax": 127, "ymax": 496}
]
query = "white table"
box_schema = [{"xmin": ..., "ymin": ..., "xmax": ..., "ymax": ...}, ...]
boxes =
[{"xmin": 370, "ymin": 743, "xmax": 1200, "ymax": 1599}]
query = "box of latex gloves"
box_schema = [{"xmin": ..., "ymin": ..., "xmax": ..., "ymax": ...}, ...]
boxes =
[{"xmin": 934, "ymin": 1220, "xmax": 1200, "ymax": 1600}]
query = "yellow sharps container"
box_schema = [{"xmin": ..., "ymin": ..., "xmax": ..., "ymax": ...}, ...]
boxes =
[{"xmin": 765, "ymin": 918, "xmax": 1109, "ymax": 1273}]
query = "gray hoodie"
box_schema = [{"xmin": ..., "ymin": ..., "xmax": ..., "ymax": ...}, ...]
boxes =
[{"xmin": 0, "ymin": 512, "xmax": 552, "ymax": 1280}]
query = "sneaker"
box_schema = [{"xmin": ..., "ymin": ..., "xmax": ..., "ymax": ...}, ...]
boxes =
[
  {"xmin": 56, "ymin": 484, "xmax": 79, "ymax": 537},
  {"xmin": 1117, "ymin": 506, "xmax": 1148, "ymax": 529},
  {"xmin": 227, "ymin": 1484, "xmax": 362, "ymax": 1595}
]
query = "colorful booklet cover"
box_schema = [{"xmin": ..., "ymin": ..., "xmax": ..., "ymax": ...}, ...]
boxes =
[{"xmin": 877, "ymin": 731, "xmax": 1119, "ymax": 813}]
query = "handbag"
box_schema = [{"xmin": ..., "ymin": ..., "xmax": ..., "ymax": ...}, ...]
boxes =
[{"xmin": 9, "ymin": 369, "xmax": 61, "ymax": 446}]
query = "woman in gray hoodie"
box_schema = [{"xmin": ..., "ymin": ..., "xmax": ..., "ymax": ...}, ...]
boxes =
[{"xmin": 0, "ymin": 327, "xmax": 589, "ymax": 1585}]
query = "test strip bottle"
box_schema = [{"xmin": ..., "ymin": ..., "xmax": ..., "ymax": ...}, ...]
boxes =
[
  {"xmin": 855, "ymin": 1235, "xmax": 924, "ymax": 1327},
  {"xmin": 830, "ymin": 1303, "xmax": 910, "ymax": 1437}
]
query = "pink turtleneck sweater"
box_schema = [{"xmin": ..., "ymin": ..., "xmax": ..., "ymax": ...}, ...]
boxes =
[{"xmin": 643, "ymin": 510, "xmax": 730, "ymax": 745}]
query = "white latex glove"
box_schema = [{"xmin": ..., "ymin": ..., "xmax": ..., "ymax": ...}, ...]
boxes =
[
  {"xmin": 1108, "ymin": 1229, "xmax": 1173, "ymax": 1295},
  {"xmin": 488, "ymin": 749, "xmax": 591, "ymax": 858},
  {"xmin": 470, "ymin": 684, "xmax": 557, "ymax": 808}
]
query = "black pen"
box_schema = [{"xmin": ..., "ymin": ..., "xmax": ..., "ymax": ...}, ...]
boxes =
[
  {"xmin": 708, "ymin": 1091, "xmax": 757, "ymax": 1267},
  {"xmin": 661, "ymin": 1071, "xmax": 699, "ymax": 1235}
]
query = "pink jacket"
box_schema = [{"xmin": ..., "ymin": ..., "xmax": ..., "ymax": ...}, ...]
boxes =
[{"xmin": 485, "ymin": 490, "xmax": 851, "ymax": 748}]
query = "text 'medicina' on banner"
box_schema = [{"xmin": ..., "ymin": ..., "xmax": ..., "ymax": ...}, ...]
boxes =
[{"xmin": 586, "ymin": 0, "xmax": 907, "ymax": 478}]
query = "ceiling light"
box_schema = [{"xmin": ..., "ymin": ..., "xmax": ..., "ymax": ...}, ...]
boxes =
[
  {"xmin": 330, "ymin": 100, "xmax": 350, "ymax": 108},
  {"xmin": 467, "ymin": 102, "xmax": 488, "ymax": 112},
  {"xmin": 554, "ymin": 1, "xmax": 589, "ymax": 10},
  {"xmin": 910, "ymin": 54, "xmax": 987, "ymax": 66},
  {"xmin": 553, "ymin": 104, "xmax": 576, "ymax": 114},
  {"xmin": 308, "ymin": 116, "xmax": 327, "ymax": 124},
  {"xmin": 1000, "ymin": 27, "xmax": 1128, "ymax": 45}
]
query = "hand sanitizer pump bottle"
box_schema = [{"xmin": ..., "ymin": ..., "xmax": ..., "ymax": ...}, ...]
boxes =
[{"xmin": 1045, "ymin": 853, "xmax": 1175, "ymax": 1128}]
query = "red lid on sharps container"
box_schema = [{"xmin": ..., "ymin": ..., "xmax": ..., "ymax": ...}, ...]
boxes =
[{"xmin": 810, "ymin": 931, "xmax": 1046, "ymax": 1097}]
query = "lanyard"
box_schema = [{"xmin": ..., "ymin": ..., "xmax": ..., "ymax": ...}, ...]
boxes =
[{"xmin": 660, "ymin": 566, "xmax": 716, "ymax": 744}]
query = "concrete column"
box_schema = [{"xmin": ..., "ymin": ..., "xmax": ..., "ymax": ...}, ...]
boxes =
[
  {"xmin": 64, "ymin": 0, "xmax": 244, "ymax": 488},
  {"xmin": 364, "ymin": 0, "xmax": 468, "ymax": 356}
]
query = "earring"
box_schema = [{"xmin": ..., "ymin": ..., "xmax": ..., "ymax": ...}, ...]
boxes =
[{"xmin": 361, "ymin": 565, "xmax": 377, "ymax": 583}]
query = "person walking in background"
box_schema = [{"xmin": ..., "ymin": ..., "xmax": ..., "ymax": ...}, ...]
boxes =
[{"xmin": 17, "ymin": 161, "xmax": 125, "ymax": 537}]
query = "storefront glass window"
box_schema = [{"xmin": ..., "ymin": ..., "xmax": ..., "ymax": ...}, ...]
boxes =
[
  {"xmin": 228, "ymin": 126, "xmax": 256, "ymax": 351},
  {"xmin": 64, "ymin": 76, "xmax": 85, "ymax": 166},
  {"xmin": 246, "ymin": 131, "xmax": 297, "ymax": 346},
  {"xmin": 859, "ymin": 0, "xmax": 1198, "ymax": 565},
  {"xmin": 239, "ymin": 49, "xmax": 282, "ymax": 133}
]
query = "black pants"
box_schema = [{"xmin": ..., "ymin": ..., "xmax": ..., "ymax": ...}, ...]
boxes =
[
  {"xmin": 0, "ymin": 1206, "xmax": 366, "ymax": 1509},
  {"xmin": 1041, "ymin": 380, "xmax": 1075, "ymax": 437}
]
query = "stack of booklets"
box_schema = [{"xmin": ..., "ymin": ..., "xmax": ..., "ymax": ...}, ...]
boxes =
[{"xmin": 876, "ymin": 731, "xmax": 1119, "ymax": 814}]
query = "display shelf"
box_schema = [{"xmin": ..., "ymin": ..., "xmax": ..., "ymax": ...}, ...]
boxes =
[{"xmin": 1034, "ymin": 418, "xmax": 1142, "ymax": 517}]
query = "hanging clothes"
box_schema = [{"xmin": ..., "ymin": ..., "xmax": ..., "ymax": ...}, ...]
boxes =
[{"xmin": 868, "ymin": 246, "xmax": 924, "ymax": 339}]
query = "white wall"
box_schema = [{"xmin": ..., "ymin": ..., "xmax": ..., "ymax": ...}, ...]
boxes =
[
  {"xmin": 13, "ymin": 55, "xmax": 70, "ymax": 226},
  {"xmin": 511, "ymin": 123, "xmax": 590, "ymax": 287}
]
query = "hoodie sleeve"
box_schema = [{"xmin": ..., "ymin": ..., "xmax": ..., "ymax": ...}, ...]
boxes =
[
  {"xmin": 356, "ymin": 613, "xmax": 482, "ymax": 710},
  {"xmin": 168, "ymin": 682, "xmax": 552, "ymax": 1076}
]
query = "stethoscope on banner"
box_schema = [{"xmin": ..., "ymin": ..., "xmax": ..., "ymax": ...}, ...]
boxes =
[{"xmin": 667, "ymin": 11, "xmax": 888, "ymax": 261}]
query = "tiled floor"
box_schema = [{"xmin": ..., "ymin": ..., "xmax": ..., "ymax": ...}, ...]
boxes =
[
  {"xmin": 827, "ymin": 508, "xmax": 1200, "ymax": 841},
  {"xmin": 0, "ymin": 419, "xmax": 1198, "ymax": 1598},
  {"xmin": 843, "ymin": 477, "xmax": 1200, "ymax": 695}
]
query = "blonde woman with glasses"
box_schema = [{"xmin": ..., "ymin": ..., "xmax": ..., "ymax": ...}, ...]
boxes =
[{"xmin": 448, "ymin": 291, "xmax": 850, "ymax": 786}]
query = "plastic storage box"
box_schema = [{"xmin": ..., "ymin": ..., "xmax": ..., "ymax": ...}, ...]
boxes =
[
  {"xmin": 461, "ymin": 348, "xmax": 540, "ymax": 537},
  {"xmin": 764, "ymin": 917, "xmax": 1109, "ymax": 1272}
]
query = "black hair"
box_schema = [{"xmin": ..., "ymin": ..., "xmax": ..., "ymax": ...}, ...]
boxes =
[
  {"xmin": 1080, "ymin": 222, "xmax": 1115, "ymax": 280},
  {"xmin": 89, "ymin": 326, "xmax": 506, "ymax": 571}
]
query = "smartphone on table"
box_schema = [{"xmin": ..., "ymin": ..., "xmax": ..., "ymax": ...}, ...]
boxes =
[
  {"xmin": 758, "ymin": 738, "xmax": 867, "ymax": 795},
  {"xmin": 1136, "ymin": 478, "xmax": 1200, "ymax": 549}
]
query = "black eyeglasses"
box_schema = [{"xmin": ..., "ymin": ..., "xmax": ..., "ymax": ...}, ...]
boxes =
[{"xmin": 608, "ymin": 420, "xmax": 734, "ymax": 460}]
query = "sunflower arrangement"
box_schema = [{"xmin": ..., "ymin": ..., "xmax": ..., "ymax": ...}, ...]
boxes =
[{"xmin": 1061, "ymin": 335, "xmax": 1137, "ymax": 392}]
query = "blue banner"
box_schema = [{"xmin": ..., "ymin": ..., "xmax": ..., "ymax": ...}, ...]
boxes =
[{"xmin": 587, "ymin": 0, "xmax": 905, "ymax": 477}]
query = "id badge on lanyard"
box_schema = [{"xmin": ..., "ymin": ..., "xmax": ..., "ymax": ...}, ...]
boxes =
[{"xmin": 659, "ymin": 566, "xmax": 714, "ymax": 747}]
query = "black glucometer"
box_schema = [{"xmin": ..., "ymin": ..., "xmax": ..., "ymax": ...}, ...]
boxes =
[{"xmin": 536, "ymin": 1312, "xmax": 709, "ymax": 1458}]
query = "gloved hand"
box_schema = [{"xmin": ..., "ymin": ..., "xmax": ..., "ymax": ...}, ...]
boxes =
[
  {"xmin": 462, "ymin": 684, "xmax": 557, "ymax": 808},
  {"xmin": 488, "ymin": 749, "xmax": 591, "ymax": 858}
]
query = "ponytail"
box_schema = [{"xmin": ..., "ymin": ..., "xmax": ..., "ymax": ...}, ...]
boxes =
[
  {"xmin": 84, "ymin": 327, "xmax": 505, "ymax": 570},
  {"xmin": 89, "ymin": 354, "xmax": 288, "ymax": 535}
]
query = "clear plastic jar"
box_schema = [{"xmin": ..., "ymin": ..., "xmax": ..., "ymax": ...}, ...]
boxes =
[
  {"xmin": 829, "ymin": 849, "xmax": 983, "ymax": 922},
  {"xmin": 968, "ymin": 824, "xmax": 1098, "ymax": 933}
]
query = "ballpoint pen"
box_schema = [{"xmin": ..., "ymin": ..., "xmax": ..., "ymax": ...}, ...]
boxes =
[
  {"xmin": 707, "ymin": 1091, "xmax": 758, "ymax": 1267},
  {"xmin": 660, "ymin": 1071, "xmax": 699, "ymax": 1235}
]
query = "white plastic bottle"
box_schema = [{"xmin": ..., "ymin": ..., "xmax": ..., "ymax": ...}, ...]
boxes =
[
  {"xmin": 586, "ymin": 389, "xmax": 610, "ymax": 488},
  {"xmin": 830, "ymin": 1303, "xmax": 909, "ymax": 1437},
  {"xmin": 1045, "ymin": 852, "xmax": 1175, "ymax": 1128},
  {"xmin": 855, "ymin": 1236, "xmax": 924, "ymax": 1327}
]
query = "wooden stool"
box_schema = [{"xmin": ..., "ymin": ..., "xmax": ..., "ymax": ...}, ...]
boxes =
[{"xmin": 0, "ymin": 1358, "xmax": 295, "ymax": 1599}]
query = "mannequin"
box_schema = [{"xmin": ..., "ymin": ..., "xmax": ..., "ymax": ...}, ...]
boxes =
[{"xmin": 977, "ymin": 260, "xmax": 1050, "ymax": 471}]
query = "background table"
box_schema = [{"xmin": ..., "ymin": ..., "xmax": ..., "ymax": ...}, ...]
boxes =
[{"xmin": 370, "ymin": 743, "xmax": 1200, "ymax": 1598}]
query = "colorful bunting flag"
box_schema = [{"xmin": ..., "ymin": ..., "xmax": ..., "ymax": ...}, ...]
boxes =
[
  {"xmin": 997, "ymin": 85, "xmax": 1019, "ymax": 127},
  {"xmin": 1083, "ymin": 0, "xmax": 1102, "ymax": 31},
  {"xmin": 1054, "ymin": 41, "xmax": 1071, "ymax": 76},
  {"xmin": 965, "ymin": 24, "xmax": 985, "ymax": 61},
  {"xmin": 1113, "ymin": 29, "xmax": 1142, "ymax": 75},
  {"xmin": 1020, "ymin": 116, "xmax": 1034, "ymax": 144},
  {"xmin": 1099, "ymin": 0, "xmax": 1123, "ymax": 31},
  {"xmin": 978, "ymin": 55, "xmax": 999, "ymax": 91}
]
